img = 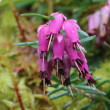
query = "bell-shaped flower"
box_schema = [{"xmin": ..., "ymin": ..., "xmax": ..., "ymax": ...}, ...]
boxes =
[
  {"xmin": 53, "ymin": 34, "xmax": 64, "ymax": 60},
  {"xmin": 86, "ymin": 74, "xmax": 95, "ymax": 84},
  {"xmin": 65, "ymin": 38, "xmax": 78, "ymax": 61},
  {"xmin": 46, "ymin": 59, "xmax": 53, "ymax": 81},
  {"xmin": 49, "ymin": 12, "xmax": 67, "ymax": 34},
  {"xmin": 101, "ymin": 5, "xmax": 110, "ymax": 24},
  {"xmin": 62, "ymin": 19, "xmax": 79, "ymax": 43},
  {"xmin": 37, "ymin": 24, "xmax": 51, "ymax": 51},
  {"xmin": 38, "ymin": 48, "xmax": 48, "ymax": 79},
  {"xmin": 63, "ymin": 52, "xmax": 71, "ymax": 79}
]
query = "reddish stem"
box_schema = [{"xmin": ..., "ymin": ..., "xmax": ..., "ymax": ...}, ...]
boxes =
[
  {"xmin": 14, "ymin": 82, "xmax": 25, "ymax": 110},
  {"xmin": 8, "ymin": 0, "xmax": 27, "ymax": 41}
]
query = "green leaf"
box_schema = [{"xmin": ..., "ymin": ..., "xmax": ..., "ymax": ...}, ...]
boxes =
[
  {"xmin": 75, "ymin": 85, "xmax": 96, "ymax": 91},
  {"xmin": 80, "ymin": 104, "xmax": 91, "ymax": 110},
  {"xmin": 96, "ymin": 79, "xmax": 110, "ymax": 88},
  {"xmin": 78, "ymin": 29, "xmax": 89, "ymax": 39},
  {"xmin": 85, "ymin": 90, "xmax": 106, "ymax": 95},
  {"xmin": 62, "ymin": 101, "xmax": 72, "ymax": 109},
  {"xmin": 103, "ymin": 102, "xmax": 109, "ymax": 110},
  {"xmin": 80, "ymin": 35, "xmax": 96, "ymax": 43},
  {"xmin": 71, "ymin": 77, "xmax": 79, "ymax": 83},
  {"xmin": 60, "ymin": 29, "xmax": 66, "ymax": 36},
  {"xmin": 47, "ymin": 86, "xmax": 63, "ymax": 96},
  {"xmin": 13, "ymin": 41, "xmax": 39, "ymax": 46},
  {"xmin": 49, "ymin": 91, "xmax": 68, "ymax": 100},
  {"xmin": 96, "ymin": 96, "xmax": 110, "ymax": 103},
  {"xmin": 30, "ymin": 45, "xmax": 39, "ymax": 49},
  {"xmin": 47, "ymin": 45, "xmax": 53, "ymax": 61},
  {"xmin": 51, "ymin": 74, "xmax": 58, "ymax": 82},
  {"xmin": 21, "ymin": 13, "xmax": 55, "ymax": 20},
  {"xmin": 80, "ymin": 77, "xmax": 102, "ymax": 85},
  {"xmin": 60, "ymin": 29, "xmax": 95, "ymax": 43}
]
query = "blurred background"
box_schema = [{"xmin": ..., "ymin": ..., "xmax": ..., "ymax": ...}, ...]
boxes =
[{"xmin": 0, "ymin": 0, "xmax": 110, "ymax": 110}]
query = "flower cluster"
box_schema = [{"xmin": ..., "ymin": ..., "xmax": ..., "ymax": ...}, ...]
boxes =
[
  {"xmin": 88, "ymin": 0, "xmax": 110, "ymax": 47},
  {"xmin": 37, "ymin": 12, "xmax": 95, "ymax": 93}
]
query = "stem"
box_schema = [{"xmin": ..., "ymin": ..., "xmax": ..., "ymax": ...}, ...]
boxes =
[
  {"xmin": 68, "ymin": 85, "xmax": 74, "ymax": 98},
  {"xmin": 0, "ymin": 55, "xmax": 25, "ymax": 110},
  {"xmin": 8, "ymin": 0, "xmax": 27, "ymax": 41},
  {"xmin": 47, "ymin": 34, "xmax": 53, "ymax": 52},
  {"xmin": 21, "ymin": 13, "xmax": 55, "ymax": 20}
]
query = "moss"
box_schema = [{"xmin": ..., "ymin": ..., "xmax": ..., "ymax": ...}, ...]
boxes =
[{"xmin": 93, "ymin": 60, "xmax": 110, "ymax": 91}]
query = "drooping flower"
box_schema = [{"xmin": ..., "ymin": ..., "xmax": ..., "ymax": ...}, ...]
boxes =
[
  {"xmin": 63, "ymin": 52, "xmax": 71, "ymax": 86},
  {"xmin": 38, "ymin": 48, "xmax": 48, "ymax": 79},
  {"xmin": 53, "ymin": 33, "xmax": 65, "ymax": 78},
  {"xmin": 62, "ymin": 19, "xmax": 80, "ymax": 44},
  {"xmin": 101, "ymin": 5, "xmax": 110, "ymax": 24},
  {"xmin": 37, "ymin": 24, "xmax": 51, "ymax": 52},
  {"xmin": 49, "ymin": 12, "xmax": 67, "ymax": 35},
  {"xmin": 65, "ymin": 37, "xmax": 83, "ymax": 67},
  {"xmin": 53, "ymin": 34, "xmax": 64, "ymax": 60},
  {"xmin": 77, "ymin": 51, "xmax": 95, "ymax": 84}
]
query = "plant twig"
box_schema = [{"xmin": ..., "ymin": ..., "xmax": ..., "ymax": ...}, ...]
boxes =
[
  {"xmin": 8, "ymin": 0, "xmax": 27, "ymax": 41},
  {"xmin": 0, "ymin": 55, "xmax": 25, "ymax": 110}
]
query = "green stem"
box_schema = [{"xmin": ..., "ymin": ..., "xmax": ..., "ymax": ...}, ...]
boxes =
[{"xmin": 21, "ymin": 13, "xmax": 55, "ymax": 20}]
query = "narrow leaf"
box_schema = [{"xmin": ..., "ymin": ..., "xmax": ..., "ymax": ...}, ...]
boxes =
[
  {"xmin": 62, "ymin": 101, "xmax": 72, "ymax": 109},
  {"xmin": 96, "ymin": 79, "xmax": 110, "ymax": 88},
  {"xmin": 85, "ymin": 90, "xmax": 106, "ymax": 95},
  {"xmin": 49, "ymin": 91, "xmax": 68, "ymax": 100},
  {"xmin": 75, "ymin": 85, "xmax": 96, "ymax": 91},
  {"xmin": 13, "ymin": 41, "xmax": 39, "ymax": 46},
  {"xmin": 21, "ymin": 13, "xmax": 55, "ymax": 20},
  {"xmin": 80, "ymin": 35, "xmax": 96, "ymax": 43},
  {"xmin": 78, "ymin": 29, "xmax": 89, "ymax": 39},
  {"xmin": 47, "ymin": 86, "xmax": 63, "ymax": 96}
]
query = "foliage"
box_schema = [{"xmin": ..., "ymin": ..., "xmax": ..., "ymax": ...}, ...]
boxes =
[{"xmin": 0, "ymin": 0, "xmax": 110, "ymax": 110}]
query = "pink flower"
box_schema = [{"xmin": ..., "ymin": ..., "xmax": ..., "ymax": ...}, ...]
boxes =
[
  {"xmin": 86, "ymin": 74, "xmax": 95, "ymax": 84},
  {"xmin": 63, "ymin": 19, "xmax": 79, "ymax": 43},
  {"xmin": 65, "ymin": 38, "xmax": 78, "ymax": 60},
  {"xmin": 38, "ymin": 48, "xmax": 48, "ymax": 79},
  {"xmin": 47, "ymin": 59, "xmax": 53, "ymax": 81},
  {"xmin": 63, "ymin": 52, "xmax": 71, "ymax": 79},
  {"xmin": 49, "ymin": 12, "xmax": 67, "ymax": 34},
  {"xmin": 88, "ymin": 14, "xmax": 95, "ymax": 31},
  {"xmin": 37, "ymin": 24, "xmax": 51, "ymax": 51},
  {"xmin": 94, "ymin": 11, "xmax": 101, "ymax": 29},
  {"xmin": 53, "ymin": 34, "xmax": 64, "ymax": 60},
  {"xmin": 88, "ymin": 11, "xmax": 100, "ymax": 32},
  {"xmin": 101, "ymin": 5, "xmax": 110, "ymax": 24}
]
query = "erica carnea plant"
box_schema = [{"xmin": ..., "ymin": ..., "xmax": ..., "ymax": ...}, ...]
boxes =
[{"xmin": 15, "ymin": 12, "xmax": 97, "ymax": 97}]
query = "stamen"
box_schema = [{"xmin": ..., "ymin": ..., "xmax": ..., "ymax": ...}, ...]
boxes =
[
  {"xmin": 92, "ymin": 84, "xmax": 101, "ymax": 96},
  {"xmin": 57, "ymin": 62, "xmax": 59, "ymax": 79},
  {"xmin": 68, "ymin": 85, "xmax": 74, "ymax": 98},
  {"xmin": 85, "ymin": 77, "xmax": 93, "ymax": 91},
  {"xmin": 42, "ymin": 54, "xmax": 44, "ymax": 72},
  {"xmin": 77, "ymin": 43, "xmax": 85, "ymax": 58},
  {"xmin": 75, "ymin": 61, "xmax": 84, "ymax": 80},
  {"xmin": 47, "ymin": 34, "xmax": 53, "ymax": 52}
]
